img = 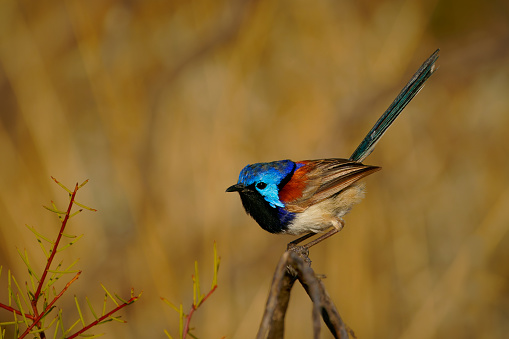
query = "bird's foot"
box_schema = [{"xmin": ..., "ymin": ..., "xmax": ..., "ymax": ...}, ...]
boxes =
[{"xmin": 286, "ymin": 243, "xmax": 311, "ymax": 269}]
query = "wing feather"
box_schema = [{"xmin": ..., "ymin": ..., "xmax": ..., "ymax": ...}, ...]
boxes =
[{"xmin": 282, "ymin": 159, "xmax": 380, "ymax": 212}]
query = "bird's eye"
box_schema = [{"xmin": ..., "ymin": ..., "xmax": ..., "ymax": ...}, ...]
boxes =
[{"xmin": 256, "ymin": 182, "xmax": 267, "ymax": 190}]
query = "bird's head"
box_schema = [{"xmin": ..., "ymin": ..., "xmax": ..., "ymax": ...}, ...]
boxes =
[{"xmin": 226, "ymin": 159, "xmax": 296, "ymax": 208}]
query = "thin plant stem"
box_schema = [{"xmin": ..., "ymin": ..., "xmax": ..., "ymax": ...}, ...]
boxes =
[
  {"xmin": 18, "ymin": 272, "xmax": 81, "ymax": 339},
  {"xmin": 182, "ymin": 285, "xmax": 217, "ymax": 339},
  {"xmin": 33, "ymin": 183, "xmax": 79, "ymax": 305}
]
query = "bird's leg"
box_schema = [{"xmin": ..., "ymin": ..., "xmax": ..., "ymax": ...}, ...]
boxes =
[
  {"xmin": 287, "ymin": 232, "xmax": 316, "ymax": 249},
  {"xmin": 287, "ymin": 219, "xmax": 345, "ymax": 251},
  {"xmin": 300, "ymin": 227, "xmax": 340, "ymax": 249}
]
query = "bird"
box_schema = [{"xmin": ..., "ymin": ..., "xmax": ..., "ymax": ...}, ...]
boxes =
[{"xmin": 226, "ymin": 49, "xmax": 439, "ymax": 249}]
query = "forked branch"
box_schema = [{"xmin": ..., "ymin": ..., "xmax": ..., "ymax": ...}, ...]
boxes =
[{"xmin": 257, "ymin": 250, "xmax": 354, "ymax": 339}]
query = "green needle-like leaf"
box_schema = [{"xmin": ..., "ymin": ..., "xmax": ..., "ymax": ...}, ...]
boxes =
[
  {"xmin": 65, "ymin": 258, "xmax": 81, "ymax": 272},
  {"xmin": 51, "ymin": 201, "xmax": 64, "ymax": 221},
  {"xmin": 56, "ymin": 234, "xmax": 84, "ymax": 253},
  {"xmin": 108, "ymin": 316, "xmax": 126, "ymax": 324},
  {"xmin": 114, "ymin": 293, "xmax": 129, "ymax": 304},
  {"xmin": 25, "ymin": 224, "xmax": 53, "ymax": 243},
  {"xmin": 50, "ymin": 176, "xmax": 72, "ymax": 193},
  {"xmin": 47, "ymin": 269, "xmax": 80, "ymax": 274},
  {"xmin": 42, "ymin": 311, "xmax": 58, "ymax": 330},
  {"xmin": 75, "ymin": 296, "xmax": 86, "ymax": 327},
  {"xmin": 102, "ymin": 293, "xmax": 107, "ymax": 316},
  {"xmin": 179, "ymin": 304, "xmax": 184, "ymax": 339},
  {"xmin": 98, "ymin": 318, "xmax": 114, "ymax": 325},
  {"xmin": 78, "ymin": 332, "xmax": 105, "ymax": 338},
  {"xmin": 11, "ymin": 275, "xmax": 30, "ymax": 314},
  {"xmin": 24, "ymin": 249, "xmax": 40, "ymax": 291},
  {"xmin": 212, "ymin": 242, "xmax": 220, "ymax": 288},
  {"xmin": 45, "ymin": 261, "xmax": 64, "ymax": 290},
  {"xmin": 86, "ymin": 297, "xmax": 98, "ymax": 320},
  {"xmin": 8, "ymin": 270, "xmax": 12, "ymax": 306},
  {"xmin": 0, "ymin": 320, "xmax": 23, "ymax": 326},
  {"xmin": 163, "ymin": 329, "xmax": 174, "ymax": 339},
  {"xmin": 37, "ymin": 239, "xmax": 50, "ymax": 259},
  {"xmin": 161, "ymin": 298, "xmax": 181, "ymax": 313},
  {"xmin": 29, "ymin": 327, "xmax": 48, "ymax": 334},
  {"xmin": 193, "ymin": 261, "xmax": 204, "ymax": 307},
  {"xmin": 14, "ymin": 294, "xmax": 29, "ymax": 327},
  {"xmin": 67, "ymin": 318, "xmax": 82, "ymax": 333},
  {"xmin": 42, "ymin": 205, "xmax": 68, "ymax": 214},
  {"xmin": 52, "ymin": 320, "xmax": 58, "ymax": 339},
  {"xmin": 192, "ymin": 274, "xmax": 197, "ymax": 307},
  {"xmin": 17, "ymin": 248, "xmax": 40, "ymax": 282},
  {"xmin": 101, "ymin": 284, "xmax": 119, "ymax": 307},
  {"xmin": 78, "ymin": 179, "xmax": 89, "ymax": 189},
  {"xmin": 58, "ymin": 309, "xmax": 65, "ymax": 338},
  {"xmin": 73, "ymin": 200, "xmax": 97, "ymax": 212},
  {"xmin": 69, "ymin": 209, "xmax": 83, "ymax": 218},
  {"xmin": 13, "ymin": 311, "xmax": 19, "ymax": 338}
]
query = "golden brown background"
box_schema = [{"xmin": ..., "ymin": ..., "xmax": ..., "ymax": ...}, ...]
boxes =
[{"xmin": 1, "ymin": 0, "xmax": 508, "ymax": 338}]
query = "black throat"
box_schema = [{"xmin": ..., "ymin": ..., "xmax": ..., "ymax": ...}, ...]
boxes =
[{"xmin": 237, "ymin": 188, "xmax": 286, "ymax": 234}]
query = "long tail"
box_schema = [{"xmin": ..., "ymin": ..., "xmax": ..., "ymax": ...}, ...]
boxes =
[{"xmin": 349, "ymin": 49, "xmax": 440, "ymax": 162}]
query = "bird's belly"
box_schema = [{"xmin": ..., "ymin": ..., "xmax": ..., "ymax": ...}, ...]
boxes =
[{"xmin": 283, "ymin": 183, "xmax": 366, "ymax": 235}]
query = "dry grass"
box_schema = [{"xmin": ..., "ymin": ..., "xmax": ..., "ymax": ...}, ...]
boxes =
[{"xmin": 1, "ymin": 0, "xmax": 509, "ymax": 338}]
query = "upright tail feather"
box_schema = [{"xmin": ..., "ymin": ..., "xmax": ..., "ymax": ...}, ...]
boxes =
[{"xmin": 349, "ymin": 49, "xmax": 440, "ymax": 163}]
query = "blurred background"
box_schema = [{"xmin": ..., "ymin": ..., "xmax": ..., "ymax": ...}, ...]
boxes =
[{"xmin": 0, "ymin": 0, "xmax": 508, "ymax": 338}]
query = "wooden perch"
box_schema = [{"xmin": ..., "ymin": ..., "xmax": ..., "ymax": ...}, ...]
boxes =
[{"xmin": 257, "ymin": 249, "xmax": 354, "ymax": 339}]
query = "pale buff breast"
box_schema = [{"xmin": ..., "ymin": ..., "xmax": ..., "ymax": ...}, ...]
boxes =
[{"xmin": 283, "ymin": 183, "xmax": 366, "ymax": 235}]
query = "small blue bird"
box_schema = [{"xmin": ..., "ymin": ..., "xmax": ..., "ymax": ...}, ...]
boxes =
[{"xmin": 227, "ymin": 50, "xmax": 439, "ymax": 249}]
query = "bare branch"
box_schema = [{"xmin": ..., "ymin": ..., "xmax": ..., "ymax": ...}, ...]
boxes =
[{"xmin": 257, "ymin": 250, "xmax": 354, "ymax": 339}]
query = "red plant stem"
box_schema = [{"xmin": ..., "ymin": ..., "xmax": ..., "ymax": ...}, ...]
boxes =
[
  {"xmin": 2, "ymin": 183, "xmax": 81, "ymax": 337},
  {"xmin": 66, "ymin": 294, "xmax": 139, "ymax": 339},
  {"xmin": 33, "ymin": 183, "xmax": 79, "ymax": 306},
  {"xmin": 0, "ymin": 303, "xmax": 36, "ymax": 320},
  {"xmin": 19, "ymin": 271, "xmax": 81, "ymax": 339},
  {"xmin": 182, "ymin": 285, "xmax": 217, "ymax": 339}
]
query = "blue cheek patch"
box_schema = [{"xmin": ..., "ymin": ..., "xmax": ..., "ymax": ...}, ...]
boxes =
[
  {"xmin": 262, "ymin": 183, "xmax": 284, "ymax": 208},
  {"xmin": 238, "ymin": 160, "xmax": 296, "ymax": 208}
]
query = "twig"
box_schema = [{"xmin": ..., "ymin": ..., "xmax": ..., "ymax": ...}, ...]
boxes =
[
  {"xmin": 18, "ymin": 271, "xmax": 81, "ymax": 339},
  {"xmin": 257, "ymin": 250, "xmax": 354, "ymax": 339},
  {"xmin": 0, "ymin": 303, "xmax": 36, "ymax": 320},
  {"xmin": 33, "ymin": 183, "xmax": 79, "ymax": 305},
  {"xmin": 66, "ymin": 292, "xmax": 140, "ymax": 339},
  {"xmin": 257, "ymin": 252, "xmax": 297, "ymax": 339},
  {"xmin": 1, "ymin": 178, "xmax": 137, "ymax": 338},
  {"xmin": 182, "ymin": 285, "xmax": 218, "ymax": 338},
  {"xmin": 293, "ymin": 256, "xmax": 352, "ymax": 339}
]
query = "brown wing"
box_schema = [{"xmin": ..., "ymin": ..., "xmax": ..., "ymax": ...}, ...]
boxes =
[{"xmin": 283, "ymin": 159, "xmax": 381, "ymax": 212}]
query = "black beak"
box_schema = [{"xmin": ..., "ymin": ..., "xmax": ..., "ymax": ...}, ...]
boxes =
[{"xmin": 226, "ymin": 183, "xmax": 245, "ymax": 192}]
